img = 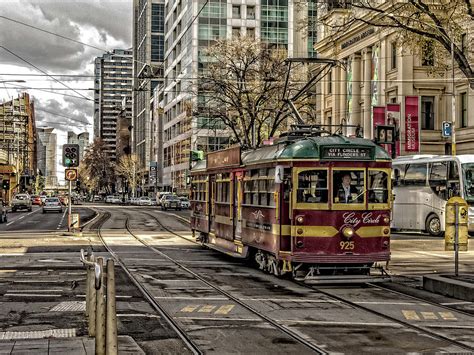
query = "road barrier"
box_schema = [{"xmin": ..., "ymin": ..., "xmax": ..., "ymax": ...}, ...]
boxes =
[{"xmin": 80, "ymin": 249, "xmax": 118, "ymax": 355}]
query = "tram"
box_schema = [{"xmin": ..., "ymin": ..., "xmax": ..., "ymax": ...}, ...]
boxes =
[{"xmin": 190, "ymin": 126, "xmax": 392, "ymax": 282}]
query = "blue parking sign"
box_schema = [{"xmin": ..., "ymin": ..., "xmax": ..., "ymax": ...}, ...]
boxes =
[{"xmin": 442, "ymin": 121, "xmax": 452, "ymax": 137}]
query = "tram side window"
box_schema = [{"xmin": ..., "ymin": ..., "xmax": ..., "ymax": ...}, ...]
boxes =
[
  {"xmin": 404, "ymin": 163, "xmax": 427, "ymax": 186},
  {"xmin": 333, "ymin": 170, "xmax": 364, "ymax": 203},
  {"xmin": 297, "ymin": 170, "xmax": 328, "ymax": 203},
  {"xmin": 267, "ymin": 168, "xmax": 276, "ymax": 207},
  {"xmin": 368, "ymin": 170, "xmax": 389, "ymax": 203}
]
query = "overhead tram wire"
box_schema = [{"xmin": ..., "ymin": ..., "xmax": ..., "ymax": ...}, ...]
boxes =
[
  {"xmin": 2, "ymin": 82, "xmax": 93, "ymax": 101},
  {"xmin": 0, "ymin": 45, "xmax": 93, "ymax": 102}
]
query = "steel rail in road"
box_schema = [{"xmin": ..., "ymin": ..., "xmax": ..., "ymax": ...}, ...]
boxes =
[
  {"xmin": 297, "ymin": 282, "xmax": 474, "ymax": 352},
  {"xmin": 126, "ymin": 210, "xmax": 329, "ymax": 355},
  {"xmin": 147, "ymin": 209, "xmax": 474, "ymax": 352},
  {"xmin": 88, "ymin": 209, "xmax": 203, "ymax": 355}
]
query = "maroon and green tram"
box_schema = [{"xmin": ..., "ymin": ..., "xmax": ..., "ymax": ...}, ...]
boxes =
[{"xmin": 190, "ymin": 133, "xmax": 392, "ymax": 282}]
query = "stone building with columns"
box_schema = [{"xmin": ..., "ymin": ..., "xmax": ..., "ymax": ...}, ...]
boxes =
[{"xmin": 314, "ymin": 8, "xmax": 474, "ymax": 155}]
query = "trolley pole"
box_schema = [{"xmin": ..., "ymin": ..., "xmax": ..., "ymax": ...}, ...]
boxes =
[{"xmin": 68, "ymin": 180, "xmax": 72, "ymax": 232}]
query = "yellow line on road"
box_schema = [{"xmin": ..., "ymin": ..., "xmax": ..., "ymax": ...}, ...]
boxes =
[
  {"xmin": 402, "ymin": 310, "xmax": 420, "ymax": 320},
  {"xmin": 420, "ymin": 312, "xmax": 438, "ymax": 320},
  {"xmin": 439, "ymin": 312, "xmax": 457, "ymax": 321},
  {"xmin": 180, "ymin": 305, "xmax": 200, "ymax": 313},
  {"xmin": 198, "ymin": 305, "xmax": 216, "ymax": 313},
  {"xmin": 215, "ymin": 305, "xmax": 235, "ymax": 315}
]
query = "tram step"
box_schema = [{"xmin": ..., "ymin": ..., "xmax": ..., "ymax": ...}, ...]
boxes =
[
  {"xmin": 296, "ymin": 274, "xmax": 392, "ymax": 285},
  {"xmin": 203, "ymin": 242, "xmax": 248, "ymax": 259}
]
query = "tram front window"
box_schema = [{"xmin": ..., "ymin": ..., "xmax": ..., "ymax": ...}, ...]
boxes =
[
  {"xmin": 333, "ymin": 170, "xmax": 365, "ymax": 203},
  {"xmin": 297, "ymin": 170, "xmax": 328, "ymax": 203},
  {"xmin": 368, "ymin": 170, "xmax": 389, "ymax": 203}
]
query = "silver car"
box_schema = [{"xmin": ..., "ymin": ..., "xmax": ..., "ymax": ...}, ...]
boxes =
[
  {"xmin": 0, "ymin": 198, "xmax": 7, "ymax": 223},
  {"xmin": 43, "ymin": 197, "xmax": 63, "ymax": 214}
]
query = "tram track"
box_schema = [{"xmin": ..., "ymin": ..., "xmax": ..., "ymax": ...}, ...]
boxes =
[
  {"xmin": 125, "ymin": 209, "xmax": 329, "ymax": 354},
  {"xmin": 145, "ymin": 209, "xmax": 474, "ymax": 352},
  {"xmin": 88, "ymin": 209, "xmax": 202, "ymax": 355}
]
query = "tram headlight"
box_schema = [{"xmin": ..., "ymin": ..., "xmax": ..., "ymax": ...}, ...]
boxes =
[{"xmin": 342, "ymin": 226, "xmax": 354, "ymax": 239}]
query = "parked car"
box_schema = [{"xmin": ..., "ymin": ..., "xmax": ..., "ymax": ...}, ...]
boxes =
[
  {"xmin": 31, "ymin": 195, "xmax": 42, "ymax": 206},
  {"xmin": 42, "ymin": 197, "xmax": 63, "ymax": 214},
  {"xmin": 157, "ymin": 192, "xmax": 172, "ymax": 206},
  {"xmin": 40, "ymin": 195, "xmax": 47, "ymax": 204},
  {"xmin": 138, "ymin": 196, "xmax": 152, "ymax": 206},
  {"xmin": 105, "ymin": 195, "xmax": 114, "ymax": 203},
  {"xmin": 12, "ymin": 194, "xmax": 32, "ymax": 212},
  {"xmin": 93, "ymin": 195, "xmax": 102, "ymax": 202},
  {"xmin": 179, "ymin": 197, "xmax": 190, "ymax": 209},
  {"xmin": 0, "ymin": 198, "xmax": 8, "ymax": 223},
  {"xmin": 161, "ymin": 194, "xmax": 181, "ymax": 211}
]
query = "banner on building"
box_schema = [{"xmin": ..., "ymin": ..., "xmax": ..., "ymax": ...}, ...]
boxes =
[
  {"xmin": 371, "ymin": 44, "xmax": 380, "ymax": 107},
  {"xmin": 386, "ymin": 103, "xmax": 401, "ymax": 157},
  {"xmin": 346, "ymin": 56, "xmax": 353, "ymax": 123},
  {"xmin": 149, "ymin": 161, "xmax": 157, "ymax": 185},
  {"xmin": 405, "ymin": 96, "xmax": 420, "ymax": 152},
  {"xmin": 373, "ymin": 106, "xmax": 386, "ymax": 137}
]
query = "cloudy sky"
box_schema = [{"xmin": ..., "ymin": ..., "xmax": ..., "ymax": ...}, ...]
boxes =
[{"xmin": 0, "ymin": 0, "xmax": 132, "ymax": 182}]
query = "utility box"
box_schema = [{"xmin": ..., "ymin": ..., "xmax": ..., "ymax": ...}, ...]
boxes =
[{"xmin": 445, "ymin": 196, "xmax": 469, "ymax": 251}]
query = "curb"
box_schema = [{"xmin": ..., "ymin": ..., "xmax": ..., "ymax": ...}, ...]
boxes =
[{"xmin": 423, "ymin": 274, "xmax": 474, "ymax": 302}]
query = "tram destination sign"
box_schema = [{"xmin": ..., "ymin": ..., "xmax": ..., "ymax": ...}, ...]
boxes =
[{"xmin": 321, "ymin": 147, "xmax": 372, "ymax": 160}]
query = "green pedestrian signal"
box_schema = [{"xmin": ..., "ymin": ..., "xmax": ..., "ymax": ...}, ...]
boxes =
[{"xmin": 190, "ymin": 150, "xmax": 204, "ymax": 161}]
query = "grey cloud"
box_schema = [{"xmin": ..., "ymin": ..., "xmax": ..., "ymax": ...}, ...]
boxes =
[
  {"xmin": 0, "ymin": 0, "xmax": 131, "ymax": 72},
  {"xmin": 35, "ymin": 96, "xmax": 92, "ymax": 130}
]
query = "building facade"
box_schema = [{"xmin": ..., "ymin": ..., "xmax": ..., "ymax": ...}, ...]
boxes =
[
  {"xmin": 94, "ymin": 49, "xmax": 133, "ymax": 161},
  {"xmin": 67, "ymin": 131, "xmax": 90, "ymax": 160},
  {"xmin": 0, "ymin": 93, "xmax": 37, "ymax": 201},
  {"xmin": 314, "ymin": 7, "xmax": 474, "ymax": 155},
  {"xmin": 37, "ymin": 127, "xmax": 58, "ymax": 188},
  {"xmin": 160, "ymin": 0, "xmax": 316, "ymax": 192},
  {"xmin": 132, "ymin": 0, "xmax": 165, "ymax": 192}
]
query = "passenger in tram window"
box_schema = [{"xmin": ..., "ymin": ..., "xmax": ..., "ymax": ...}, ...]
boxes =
[{"xmin": 335, "ymin": 173, "xmax": 360, "ymax": 203}]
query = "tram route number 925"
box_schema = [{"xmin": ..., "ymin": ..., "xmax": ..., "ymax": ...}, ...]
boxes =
[{"xmin": 339, "ymin": 241, "xmax": 355, "ymax": 250}]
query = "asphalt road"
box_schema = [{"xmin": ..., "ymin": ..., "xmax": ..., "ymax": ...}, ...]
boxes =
[{"xmin": 0, "ymin": 204, "xmax": 96, "ymax": 232}]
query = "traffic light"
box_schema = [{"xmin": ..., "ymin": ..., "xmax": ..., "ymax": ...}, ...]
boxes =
[
  {"xmin": 1, "ymin": 179, "xmax": 10, "ymax": 190},
  {"xmin": 190, "ymin": 150, "xmax": 204, "ymax": 161},
  {"xmin": 62, "ymin": 144, "xmax": 80, "ymax": 167}
]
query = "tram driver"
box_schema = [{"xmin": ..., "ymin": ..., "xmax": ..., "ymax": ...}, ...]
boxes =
[{"xmin": 335, "ymin": 172, "xmax": 361, "ymax": 203}]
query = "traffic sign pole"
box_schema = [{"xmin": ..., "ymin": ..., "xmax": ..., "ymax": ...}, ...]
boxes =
[{"xmin": 68, "ymin": 180, "xmax": 72, "ymax": 232}]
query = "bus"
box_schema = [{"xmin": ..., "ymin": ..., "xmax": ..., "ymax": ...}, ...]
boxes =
[{"xmin": 391, "ymin": 154, "xmax": 474, "ymax": 236}]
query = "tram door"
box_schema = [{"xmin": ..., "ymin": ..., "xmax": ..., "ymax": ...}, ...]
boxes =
[
  {"xmin": 233, "ymin": 172, "xmax": 243, "ymax": 242},
  {"xmin": 209, "ymin": 175, "xmax": 216, "ymax": 235},
  {"xmin": 279, "ymin": 169, "xmax": 292, "ymax": 252}
]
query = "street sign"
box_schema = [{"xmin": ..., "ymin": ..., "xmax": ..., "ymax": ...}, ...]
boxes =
[
  {"xmin": 442, "ymin": 121, "xmax": 452, "ymax": 137},
  {"xmin": 65, "ymin": 168, "xmax": 78, "ymax": 181},
  {"xmin": 69, "ymin": 213, "xmax": 80, "ymax": 230}
]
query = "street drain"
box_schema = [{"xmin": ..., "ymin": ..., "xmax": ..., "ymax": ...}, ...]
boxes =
[
  {"xmin": 50, "ymin": 301, "xmax": 86, "ymax": 312},
  {"xmin": 0, "ymin": 328, "xmax": 76, "ymax": 340}
]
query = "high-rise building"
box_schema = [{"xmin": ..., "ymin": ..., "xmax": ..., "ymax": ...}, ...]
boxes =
[
  {"xmin": 36, "ymin": 127, "xmax": 57, "ymax": 188},
  {"xmin": 160, "ymin": 0, "xmax": 316, "ymax": 191},
  {"xmin": 132, "ymin": 0, "xmax": 165, "ymax": 192},
  {"xmin": 0, "ymin": 93, "xmax": 37, "ymax": 199},
  {"xmin": 94, "ymin": 49, "xmax": 133, "ymax": 161}
]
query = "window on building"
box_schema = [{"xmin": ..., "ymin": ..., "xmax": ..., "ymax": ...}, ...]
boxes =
[
  {"xmin": 391, "ymin": 42, "xmax": 397, "ymax": 69},
  {"xmin": 327, "ymin": 70, "xmax": 332, "ymax": 94},
  {"xmin": 247, "ymin": 27, "xmax": 255, "ymax": 39},
  {"xmin": 247, "ymin": 6, "xmax": 255, "ymax": 19},
  {"xmin": 422, "ymin": 41, "xmax": 434, "ymax": 66},
  {"xmin": 232, "ymin": 5, "xmax": 241, "ymax": 18},
  {"xmin": 232, "ymin": 27, "xmax": 240, "ymax": 38},
  {"xmin": 421, "ymin": 96, "xmax": 435, "ymax": 130},
  {"xmin": 461, "ymin": 92, "xmax": 468, "ymax": 128}
]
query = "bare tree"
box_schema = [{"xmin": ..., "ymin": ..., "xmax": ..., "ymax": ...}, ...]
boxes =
[
  {"xmin": 115, "ymin": 154, "xmax": 139, "ymax": 197},
  {"xmin": 318, "ymin": 0, "xmax": 474, "ymax": 86},
  {"xmin": 80, "ymin": 139, "xmax": 115, "ymax": 194},
  {"xmin": 198, "ymin": 37, "xmax": 317, "ymax": 148}
]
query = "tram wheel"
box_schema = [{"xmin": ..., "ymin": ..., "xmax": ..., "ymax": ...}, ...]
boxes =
[{"xmin": 426, "ymin": 214, "xmax": 443, "ymax": 237}]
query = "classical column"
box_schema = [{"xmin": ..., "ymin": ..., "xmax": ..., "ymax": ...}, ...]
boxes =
[
  {"xmin": 363, "ymin": 48, "xmax": 372, "ymax": 139},
  {"xmin": 351, "ymin": 53, "xmax": 362, "ymax": 135}
]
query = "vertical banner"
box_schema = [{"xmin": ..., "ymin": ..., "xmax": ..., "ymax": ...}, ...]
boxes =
[
  {"xmin": 386, "ymin": 103, "xmax": 401, "ymax": 157},
  {"xmin": 346, "ymin": 56, "xmax": 353, "ymax": 124},
  {"xmin": 405, "ymin": 96, "xmax": 420, "ymax": 152},
  {"xmin": 371, "ymin": 44, "xmax": 380, "ymax": 108},
  {"xmin": 373, "ymin": 106, "xmax": 386, "ymax": 139}
]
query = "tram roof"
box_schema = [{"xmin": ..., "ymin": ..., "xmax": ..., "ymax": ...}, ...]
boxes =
[{"xmin": 242, "ymin": 135, "xmax": 390, "ymax": 164}]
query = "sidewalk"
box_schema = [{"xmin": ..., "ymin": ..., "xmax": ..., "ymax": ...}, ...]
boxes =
[
  {"xmin": 423, "ymin": 273, "xmax": 474, "ymax": 301},
  {"xmin": 0, "ymin": 335, "xmax": 144, "ymax": 354}
]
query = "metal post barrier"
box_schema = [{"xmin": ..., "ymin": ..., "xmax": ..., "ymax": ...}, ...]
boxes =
[
  {"xmin": 80, "ymin": 249, "xmax": 98, "ymax": 337},
  {"xmin": 95, "ymin": 257, "xmax": 106, "ymax": 355},
  {"xmin": 106, "ymin": 259, "xmax": 118, "ymax": 355}
]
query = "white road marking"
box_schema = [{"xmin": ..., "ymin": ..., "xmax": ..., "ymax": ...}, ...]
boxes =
[
  {"xmin": 411, "ymin": 251, "xmax": 453, "ymax": 259},
  {"xmin": 117, "ymin": 313, "xmax": 161, "ymax": 318},
  {"xmin": 5, "ymin": 208, "xmax": 41, "ymax": 226},
  {"xmin": 57, "ymin": 209, "xmax": 67, "ymax": 230},
  {"xmin": 4, "ymin": 293, "xmax": 62, "ymax": 297}
]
